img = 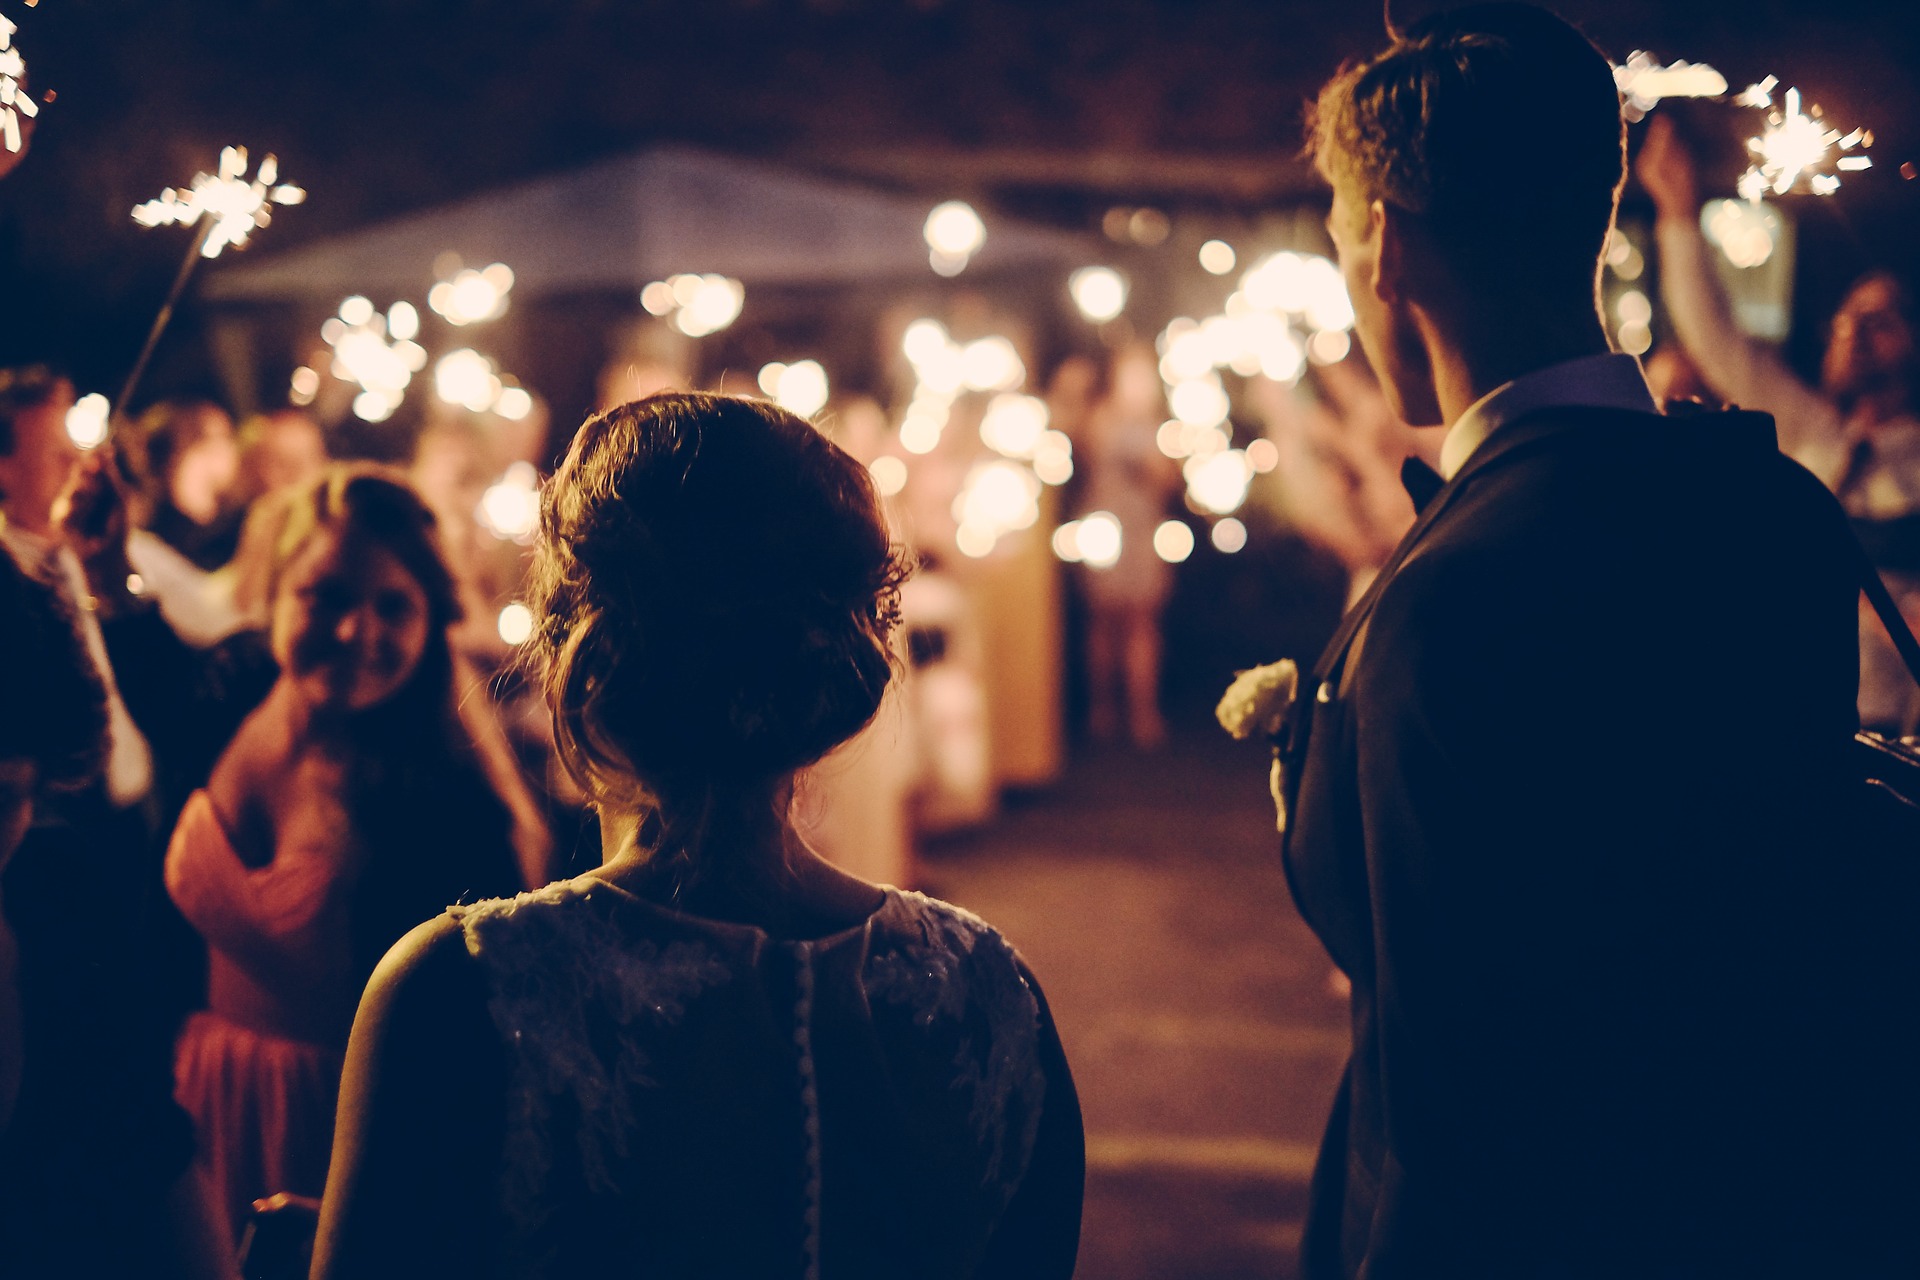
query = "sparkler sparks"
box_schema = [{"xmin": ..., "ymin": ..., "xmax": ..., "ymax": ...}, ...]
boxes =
[
  {"xmin": 1740, "ymin": 86, "xmax": 1871, "ymax": 201},
  {"xmin": 1, "ymin": 11, "xmax": 41, "ymax": 154},
  {"xmin": 1613, "ymin": 51, "xmax": 1729, "ymax": 123},
  {"xmin": 132, "ymin": 147, "xmax": 306, "ymax": 257}
]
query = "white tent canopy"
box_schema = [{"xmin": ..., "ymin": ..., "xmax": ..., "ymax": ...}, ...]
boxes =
[{"xmin": 205, "ymin": 145, "xmax": 1093, "ymax": 303}]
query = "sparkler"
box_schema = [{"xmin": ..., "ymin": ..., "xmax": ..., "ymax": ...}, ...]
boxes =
[
  {"xmin": 1613, "ymin": 51, "xmax": 1729, "ymax": 123},
  {"xmin": 117, "ymin": 148, "xmax": 306, "ymax": 420},
  {"xmin": 1739, "ymin": 85, "xmax": 1871, "ymax": 201},
  {"xmin": 1, "ymin": 10, "xmax": 42, "ymax": 154}
]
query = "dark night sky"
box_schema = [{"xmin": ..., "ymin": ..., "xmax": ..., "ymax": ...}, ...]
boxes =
[{"xmin": 4, "ymin": 0, "xmax": 1919, "ymax": 393}]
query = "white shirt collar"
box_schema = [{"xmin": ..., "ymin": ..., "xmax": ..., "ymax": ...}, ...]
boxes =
[{"xmin": 1438, "ymin": 352, "xmax": 1657, "ymax": 479}]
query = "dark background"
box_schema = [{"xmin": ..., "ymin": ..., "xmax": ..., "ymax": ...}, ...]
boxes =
[{"xmin": 5, "ymin": 0, "xmax": 1919, "ymax": 385}]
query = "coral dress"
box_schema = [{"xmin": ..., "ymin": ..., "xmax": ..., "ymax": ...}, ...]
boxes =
[{"xmin": 165, "ymin": 789, "xmax": 363, "ymax": 1233}]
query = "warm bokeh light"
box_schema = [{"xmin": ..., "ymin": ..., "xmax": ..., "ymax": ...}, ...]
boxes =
[
  {"xmin": 1074, "ymin": 512, "xmax": 1123, "ymax": 569},
  {"xmin": 495, "ymin": 386, "xmax": 534, "ymax": 421},
  {"xmin": 1153, "ymin": 520, "xmax": 1195, "ymax": 564},
  {"xmin": 868, "ymin": 455, "xmax": 908, "ymax": 496},
  {"xmin": 1245, "ymin": 438, "xmax": 1279, "ymax": 473},
  {"xmin": 64, "ymin": 392, "xmax": 109, "ymax": 450},
  {"xmin": 1199, "ymin": 240, "xmax": 1237, "ymax": 275},
  {"xmin": 1069, "ymin": 267, "xmax": 1128, "ymax": 323},
  {"xmin": 435, "ymin": 348, "xmax": 500, "ymax": 412},
  {"xmin": 478, "ymin": 462, "xmax": 541, "ymax": 543},
  {"xmin": 925, "ymin": 201, "xmax": 985, "ymax": 275},
  {"xmin": 979, "ymin": 394, "xmax": 1049, "ymax": 459},
  {"xmin": 1211, "ymin": 517, "xmax": 1248, "ymax": 554},
  {"xmin": 428, "ymin": 262, "xmax": 515, "ymax": 326},
  {"xmin": 496, "ymin": 602, "xmax": 534, "ymax": 646},
  {"xmin": 1185, "ymin": 449, "xmax": 1253, "ymax": 515},
  {"xmin": 289, "ymin": 366, "xmax": 320, "ymax": 405}
]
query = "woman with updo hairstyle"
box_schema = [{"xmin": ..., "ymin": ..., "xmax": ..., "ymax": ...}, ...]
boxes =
[
  {"xmin": 164, "ymin": 465, "xmax": 544, "ymax": 1242},
  {"xmin": 315, "ymin": 394, "xmax": 1084, "ymax": 1279}
]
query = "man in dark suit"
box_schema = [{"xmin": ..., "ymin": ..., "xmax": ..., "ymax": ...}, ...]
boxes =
[{"xmin": 1283, "ymin": 6, "xmax": 1907, "ymax": 1276}]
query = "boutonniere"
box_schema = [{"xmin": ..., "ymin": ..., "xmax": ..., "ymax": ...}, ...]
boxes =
[{"xmin": 1215, "ymin": 659, "xmax": 1300, "ymax": 833}]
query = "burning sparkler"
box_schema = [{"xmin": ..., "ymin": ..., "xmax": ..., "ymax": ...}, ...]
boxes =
[
  {"xmin": 1739, "ymin": 85, "xmax": 1871, "ymax": 201},
  {"xmin": 113, "ymin": 148, "xmax": 305, "ymax": 424},
  {"xmin": 132, "ymin": 146, "xmax": 305, "ymax": 258},
  {"xmin": 1, "ymin": 10, "xmax": 41, "ymax": 155},
  {"xmin": 1613, "ymin": 51, "xmax": 1729, "ymax": 123}
]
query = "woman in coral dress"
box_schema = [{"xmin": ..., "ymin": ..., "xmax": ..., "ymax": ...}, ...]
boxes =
[{"xmin": 166, "ymin": 467, "xmax": 543, "ymax": 1238}]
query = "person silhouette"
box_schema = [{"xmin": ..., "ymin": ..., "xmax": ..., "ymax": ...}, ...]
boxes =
[{"xmin": 1280, "ymin": 6, "xmax": 1906, "ymax": 1276}]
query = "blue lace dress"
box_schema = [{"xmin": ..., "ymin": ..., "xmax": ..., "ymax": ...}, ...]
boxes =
[{"xmin": 447, "ymin": 880, "xmax": 1083, "ymax": 1278}]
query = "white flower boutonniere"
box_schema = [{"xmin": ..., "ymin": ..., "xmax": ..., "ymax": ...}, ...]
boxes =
[
  {"xmin": 1216, "ymin": 658, "xmax": 1301, "ymax": 834},
  {"xmin": 1214, "ymin": 658, "xmax": 1299, "ymax": 743}
]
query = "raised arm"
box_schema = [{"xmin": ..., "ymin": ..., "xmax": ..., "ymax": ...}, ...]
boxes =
[{"xmin": 1638, "ymin": 117, "xmax": 1845, "ymax": 476}]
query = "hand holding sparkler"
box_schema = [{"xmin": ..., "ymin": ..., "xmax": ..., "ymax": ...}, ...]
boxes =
[{"xmin": 1636, "ymin": 116, "xmax": 1701, "ymax": 225}]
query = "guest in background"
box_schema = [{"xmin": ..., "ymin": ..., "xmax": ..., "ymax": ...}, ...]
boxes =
[
  {"xmin": 167, "ymin": 467, "xmax": 544, "ymax": 1240},
  {"xmin": 239, "ymin": 408, "xmax": 330, "ymax": 504},
  {"xmin": 1076, "ymin": 344, "xmax": 1181, "ymax": 747},
  {"xmin": 0, "ymin": 529, "xmax": 235, "ymax": 1280},
  {"xmin": 1640, "ymin": 114, "xmax": 1920, "ymax": 730},
  {"xmin": 135, "ymin": 399, "xmax": 245, "ymax": 571},
  {"xmin": 314, "ymin": 394, "xmax": 1083, "ymax": 1279}
]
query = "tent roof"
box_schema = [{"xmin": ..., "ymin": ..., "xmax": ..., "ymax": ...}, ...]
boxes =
[{"xmin": 204, "ymin": 145, "xmax": 1094, "ymax": 303}]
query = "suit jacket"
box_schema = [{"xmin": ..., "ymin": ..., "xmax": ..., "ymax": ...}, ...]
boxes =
[{"xmin": 1283, "ymin": 406, "xmax": 1906, "ymax": 1277}]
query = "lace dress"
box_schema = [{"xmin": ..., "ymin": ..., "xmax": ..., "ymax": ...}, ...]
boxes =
[{"xmin": 449, "ymin": 879, "xmax": 1079, "ymax": 1278}]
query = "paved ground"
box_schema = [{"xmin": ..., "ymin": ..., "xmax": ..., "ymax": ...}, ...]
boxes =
[{"xmin": 924, "ymin": 727, "xmax": 1350, "ymax": 1280}]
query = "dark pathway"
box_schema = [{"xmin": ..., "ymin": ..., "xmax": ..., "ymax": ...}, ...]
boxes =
[{"xmin": 925, "ymin": 728, "xmax": 1350, "ymax": 1280}]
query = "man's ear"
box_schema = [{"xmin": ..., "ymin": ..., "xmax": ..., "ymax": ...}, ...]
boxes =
[{"xmin": 1370, "ymin": 198, "xmax": 1402, "ymax": 304}]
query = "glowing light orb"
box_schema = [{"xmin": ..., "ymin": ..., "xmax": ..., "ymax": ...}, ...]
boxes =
[
  {"xmin": 428, "ymin": 262, "xmax": 514, "ymax": 326},
  {"xmin": 924, "ymin": 201, "xmax": 986, "ymax": 259},
  {"xmin": 1075, "ymin": 512, "xmax": 1123, "ymax": 569},
  {"xmin": 1052, "ymin": 521, "xmax": 1085, "ymax": 563},
  {"xmin": 869, "ymin": 455, "xmax": 908, "ymax": 496},
  {"xmin": 478, "ymin": 462, "xmax": 541, "ymax": 543},
  {"xmin": 1703, "ymin": 198, "xmax": 1780, "ymax": 269},
  {"xmin": 386, "ymin": 301, "xmax": 420, "ymax": 341},
  {"xmin": 1612, "ymin": 51, "xmax": 1729, "ymax": 122},
  {"xmin": 1170, "ymin": 377, "xmax": 1230, "ymax": 430},
  {"xmin": 1307, "ymin": 330, "xmax": 1351, "ymax": 366},
  {"xmin": 497, "ymin": 603, "xmax": 534, "ymax": 646},
  {"xmin": 769, "ymin": 359, "xmax": 829, "ymax": 418},
  {"xmin": 495, "ymin": 386, "xmax": 534, "ymax": 421},
  {"xmin": 65, "ymin": 393, "xmax": 109, "ymax": 450},
  {"xmin": 961, "ymin": 336, "xmax": 1025, "ymax": 392},
  {"xmin": 1032, "ymin": 430, "xmax": 1074, "ymax": 486},
  {"xmin": 1245, "ymin": 438, "xmax": 1280, "ymax": 473},
  {"xmin": 289, "ymin": 367, "xmax": 320, "ymax": 406},
  {"xmin": 1211, "ymin": 517, "xmax": 1248, "ymax": 553},
  {"xmin": 1199, "ymin": 240, "xmax": 1237, "ymax": 275},
  {"xmin": 1069, "ymin": 267, "xmax": 1128, "ymax": 323},
  {"xmin": 672, "ymin": 274, "xmax": 745, "ymax": 337},
  {"xmin": 435, "ymin": 348, "xmax": 501, "ymax": 413},
  {"xmin": 979, "ymin": 394, "xmax": 1049, "ymax": 459},
  {"xmin": 1153, "ymin": 520, "xmax": 1196, "ymax": 564},
  {"xmin": 1185, "ymin": 449, "xmax": 1253, "ymax": 515},
  {"xmin": 903, "ymin": 319, "xmax": 949, "ymax": 366}
]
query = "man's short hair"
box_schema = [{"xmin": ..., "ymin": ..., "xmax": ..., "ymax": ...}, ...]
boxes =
[
  {"xmin": 0, "ymin": 365, "xmax": 65, "ymax": 457},
  {"xmin": 1310, "ymin": 3, "xmax": 1626, "ymax": 293}
]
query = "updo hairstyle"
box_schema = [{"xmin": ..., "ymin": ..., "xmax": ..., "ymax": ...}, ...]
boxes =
[{"xmin": 530, "ymin": 393, "xmax": 908, "ymax": 852}]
